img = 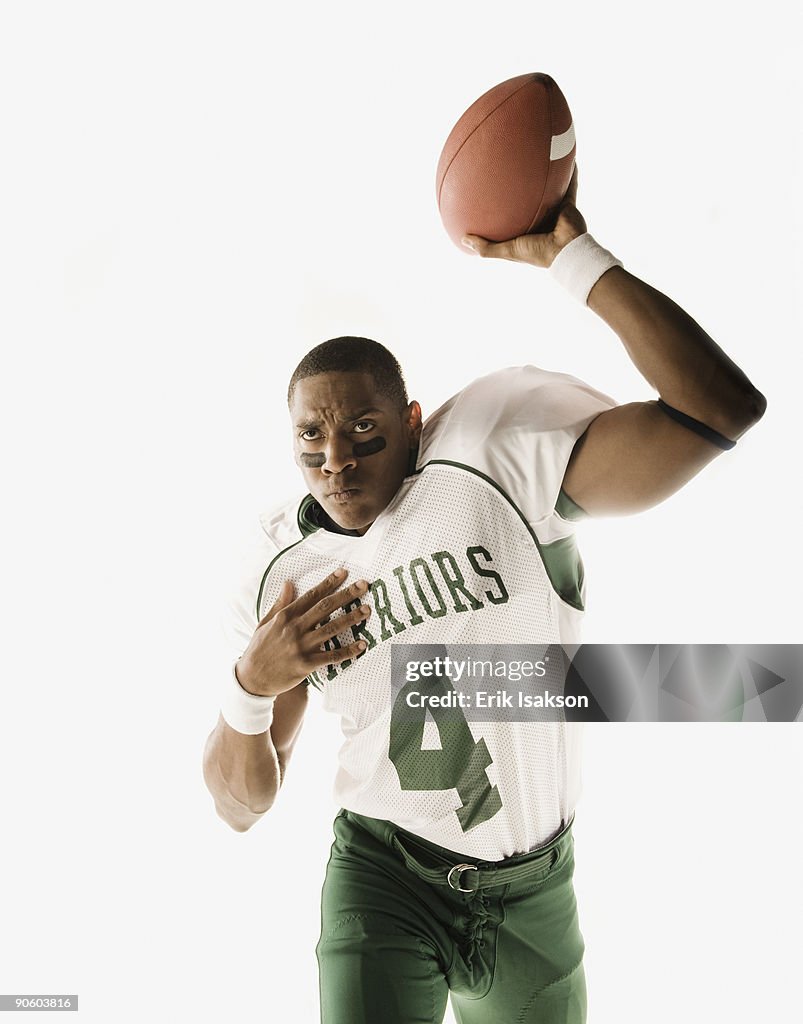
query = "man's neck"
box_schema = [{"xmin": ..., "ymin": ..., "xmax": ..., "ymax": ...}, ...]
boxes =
[{"xmin": 315, "ymin": 503, "xmax": 364, "ymax": 537}]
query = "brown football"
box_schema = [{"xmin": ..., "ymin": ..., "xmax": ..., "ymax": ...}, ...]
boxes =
[{"xmin": 436, "ymin": 73, "xmax": 576, "ymax": 250}]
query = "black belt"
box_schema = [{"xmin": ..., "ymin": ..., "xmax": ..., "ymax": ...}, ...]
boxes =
[{"xmin": 344, "ymin": 810, "xmax": 574, "ymax": 892}]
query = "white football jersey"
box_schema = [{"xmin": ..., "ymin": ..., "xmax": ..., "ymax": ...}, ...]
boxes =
[{"xmin": 222, "ymin": 365, "xmax": 616, "ymax": 860}]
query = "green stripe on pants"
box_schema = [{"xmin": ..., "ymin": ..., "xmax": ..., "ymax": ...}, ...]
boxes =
[{"xmin": 316, "ymin": 810, "xmax": 586, "ymax": 1024}]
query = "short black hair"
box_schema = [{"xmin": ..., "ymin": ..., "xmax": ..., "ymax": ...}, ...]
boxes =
[{"xmin": 287, "ymin": 336, "xmax": 408, "ymax": 410}]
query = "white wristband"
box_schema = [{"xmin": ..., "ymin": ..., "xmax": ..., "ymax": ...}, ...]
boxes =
[
  {"xmin": 220, "ymin": 662, "xmax": 276, "ymax": 735},
  {"xmin": 549, "ymin": 232, "xmax": 623, "ymax": 304}
]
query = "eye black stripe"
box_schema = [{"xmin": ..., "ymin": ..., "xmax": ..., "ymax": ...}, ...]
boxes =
[{"xmin": 353, "ymin": 436, "xmax": 386, "ymax": 457}]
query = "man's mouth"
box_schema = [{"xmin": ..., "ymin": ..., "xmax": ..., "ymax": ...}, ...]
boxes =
[{"xmin": 327, "ymin": 488, "xmax": 360, "ymax": 504}]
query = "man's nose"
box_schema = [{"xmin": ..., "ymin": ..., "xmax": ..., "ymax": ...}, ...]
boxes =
[{"xmin": 322, "ymin": 439, "xmax": 358, "ymax": 475}]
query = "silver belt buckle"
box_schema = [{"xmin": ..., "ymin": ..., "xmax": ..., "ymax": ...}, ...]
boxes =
[{"xmin": 447, "ymin": 862, "xmax": 479, "ymax": 892}]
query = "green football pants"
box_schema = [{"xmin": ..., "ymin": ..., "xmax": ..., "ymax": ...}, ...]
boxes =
[{"xmin": 316, "ymin": 809, "xmax": 586, "ymax": 1024}]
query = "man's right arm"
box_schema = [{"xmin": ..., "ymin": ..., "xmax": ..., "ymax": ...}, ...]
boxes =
[
  {"xmin": 202, "ymin": 570, "xmax": 371, "ymax": 832},
  {"xmin": 202, "ymin": 682, "xmax": 309, "ymax": 832}
]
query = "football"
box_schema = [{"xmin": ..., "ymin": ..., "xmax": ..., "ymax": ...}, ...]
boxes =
[{"xmin": 436, "ymin": 73, "xmax": 576, "ymax": 250}]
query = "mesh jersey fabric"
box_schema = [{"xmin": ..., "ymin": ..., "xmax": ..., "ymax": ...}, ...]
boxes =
[{"xmin": 221, "ymin": 365, "xmax": 617, "ymax": 860}]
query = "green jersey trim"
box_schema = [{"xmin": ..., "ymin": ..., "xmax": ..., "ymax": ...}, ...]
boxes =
[
  {"xmin": 411, "ymin": 459, "xmax": 585, "ymax": 611},
  {"xmin": 251, "ymin": 499, "xmax": 326, "ymax": 692},
  {"xmin": 297, "ymin": 494, "xmax": 322, "ymax": 538},
  {"xmin": 555, "ymin": 487, "xmax": 589, "ymax": 522},
  {"xmin": 254, "ymin": 529, "xmax": 319, "ymax": 692},
  {"xmin": 255, "ymin": 536, "xmax": 307, "ymax": 622}
]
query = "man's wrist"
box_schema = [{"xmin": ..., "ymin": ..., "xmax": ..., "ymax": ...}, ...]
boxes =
[
  {"xmin": 220, "ymin": 661, "xmax": 276, "ymax": 735},
  {"xmin": 234, "ymin": 657, "xmax": 268, "ymax": 697},
  {"xmin": 549, "ymin": 232, "xmax": 623, "ymax": 303}
]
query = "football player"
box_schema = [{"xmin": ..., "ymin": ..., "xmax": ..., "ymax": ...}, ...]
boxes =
[{"xmin": 202, "ymin": 169, "xmax": 765, "ymax": 1023}]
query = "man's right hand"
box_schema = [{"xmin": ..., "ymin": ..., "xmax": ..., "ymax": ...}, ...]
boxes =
[
  {"xmin": 462, "ymin": 163, "xmax": 586, "ymax": 268},
  {"xmin": 235, "ymin": 569, "xmax": 372, "ymax": 698}
]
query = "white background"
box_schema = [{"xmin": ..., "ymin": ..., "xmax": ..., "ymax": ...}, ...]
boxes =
[{"xmin": 1, "ymin": 1, "xmax": 801, "ymax": 1021}]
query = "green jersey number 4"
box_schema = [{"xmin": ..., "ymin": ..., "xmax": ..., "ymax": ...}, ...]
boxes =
[{"xmin": 388, "ymin": 675, "xmax": 503, "ymax": 832}]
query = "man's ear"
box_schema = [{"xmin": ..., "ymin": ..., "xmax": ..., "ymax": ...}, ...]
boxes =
[{"xmin": 406, "ymin": 400, "xmax": 423, "ymax": 444}]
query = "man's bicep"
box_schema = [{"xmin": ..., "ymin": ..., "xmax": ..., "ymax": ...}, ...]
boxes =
[{"xmin": 560, "ymin": 401, "xmax": 725, "ymax": 517}]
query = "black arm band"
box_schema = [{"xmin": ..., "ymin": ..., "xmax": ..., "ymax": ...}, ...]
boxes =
[{"xmin": 656, "ymin": 399, "xmax": 736, "ymax": 450}]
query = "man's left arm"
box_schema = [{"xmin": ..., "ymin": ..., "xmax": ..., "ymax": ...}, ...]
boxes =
[
  {"xmin": 463, "ymin": 173, "xmax": 767, "ymax": 517},
  {"xmin": 558, "ymin": 265, "xmax": 766, "ymax": 516}
]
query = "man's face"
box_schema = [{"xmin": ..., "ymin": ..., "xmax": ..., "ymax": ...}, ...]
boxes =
[{"xmin": 290, "ymin": 371, "xmax": 422, "ymax": 535}]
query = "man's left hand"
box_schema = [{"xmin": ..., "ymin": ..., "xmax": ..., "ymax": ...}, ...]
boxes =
[{"xmin": 462, "ymin": 163, "xmax": 585, "ymax": 268}]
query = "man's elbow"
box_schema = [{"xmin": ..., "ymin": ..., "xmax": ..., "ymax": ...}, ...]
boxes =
[
  {"xmin": 747, "ymin": 386, "xmax": 768, "ymax": 423},
  {"xmin": 219, "ymin": 807, "xmax": 253, "ymax": 833},
  {"xmin": 708, "ymin": 384, "xmax": 768, "ymax": 440},
  {"xmin": 202, "ymin": 744, "xmax": 278, "ymax": 832},
  {"xmin": 214, "ymin": 795, "xmax": 273, "ymax": 833},
  {"xmin": 223, "ymin": 813, "xmax": 256, "ymax": 833},
  {"xmin": 731, "ymin": 385, "xmax": 768, "ymax": 436},
  {"xmin": 213, "ymin": 790, "xmax": 276, "ymax": 831}
]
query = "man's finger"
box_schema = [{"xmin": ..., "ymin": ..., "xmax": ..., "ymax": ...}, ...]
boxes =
[
  {"xmin": 566, "ymin": 162, "xmax": 579, "ymax": 207},
  {"xmin": 463, "ymin": 232, "xmax": 550, "ymax": 266},
  {"xmin": 462, "ymin": 234, "xmax": 520, "ymax": 260},
  {"xmin": 300, "ymin": 578, "xmax": 371, "ymax": 632},
  {"xmin": 306, "ymin": 602, "xmax": 372, "ymax": 648},
  {"xmin": 309, "ymin": 637, "xmax": 369, "ymax": 670},
  {"xmin": 281, "ymin": 568, "xmax": 350, "ymax": 621},
  {"xmin": 257, "ymin": 578, "xmax": 295, "ymax": 626}
]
